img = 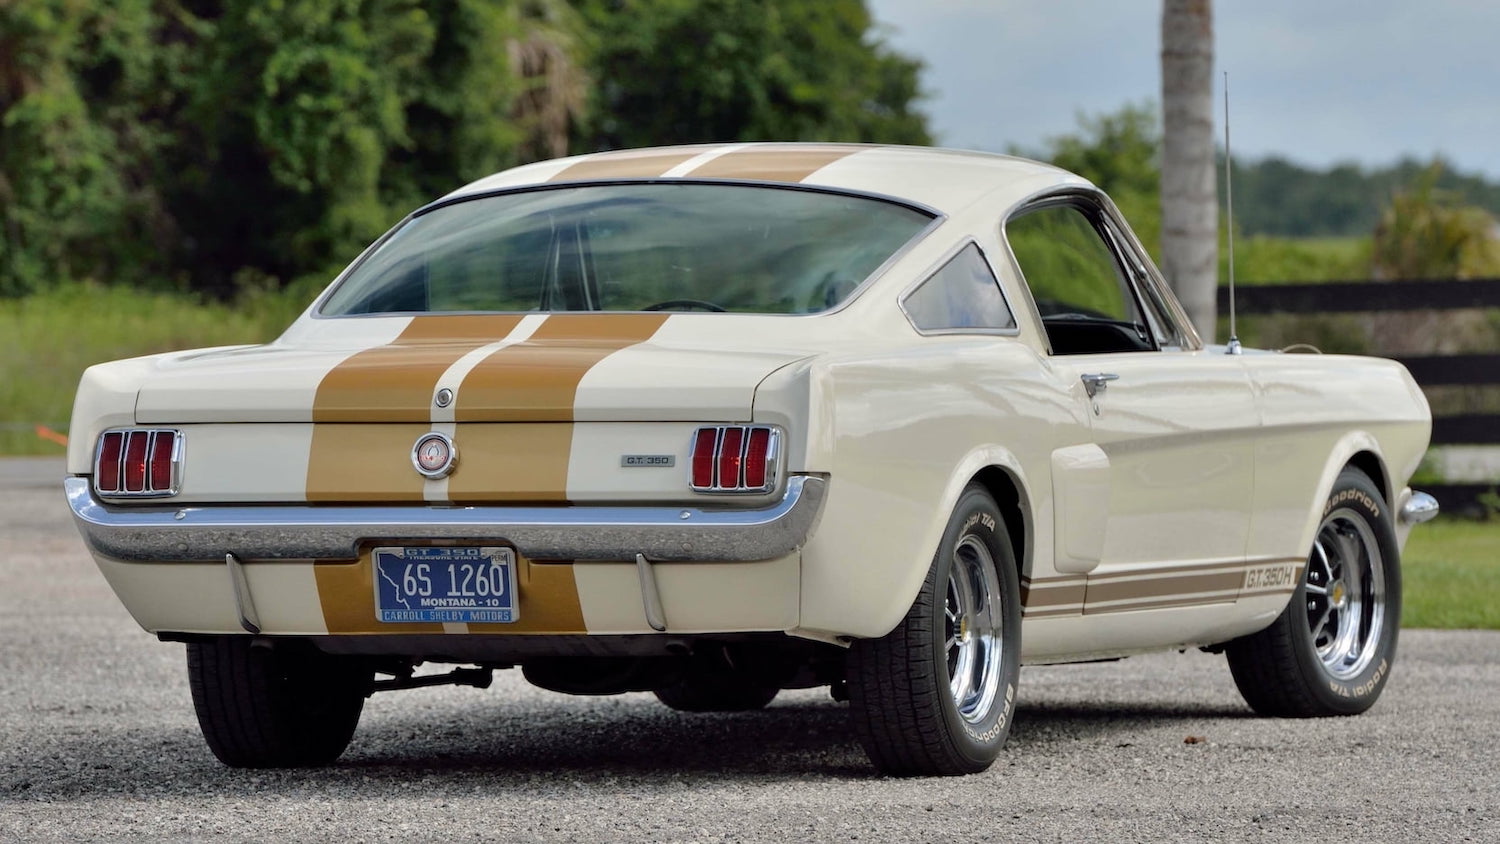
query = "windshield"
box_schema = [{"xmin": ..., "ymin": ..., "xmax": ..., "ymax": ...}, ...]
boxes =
[{"xmin": 318, "ymin": 183, "xmax": 934, "ymax": 316}]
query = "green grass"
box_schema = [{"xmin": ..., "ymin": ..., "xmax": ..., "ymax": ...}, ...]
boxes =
[
  {"xmin": 1232, "ymin": 235, "xmax": 1371, "ymax": 284},
  {"xmin": 1403, "ymin": 519, "xmax": 1500, "ymax": 629},
  {"xmin": 0, "ymin": 283, "xmax": 313, "ymax": 455}
]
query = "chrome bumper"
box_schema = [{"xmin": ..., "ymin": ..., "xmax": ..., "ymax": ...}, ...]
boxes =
[
  {"xmin": 1399, "ymin": 489, "xmax": 1440, "ymax": 525},
  {"xmin": 65, "ymin": 475, "xmax": 827, "ymax": 564}
]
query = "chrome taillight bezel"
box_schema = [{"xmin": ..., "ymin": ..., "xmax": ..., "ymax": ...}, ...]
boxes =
[
  {"xmin": 94, "ymin": 428, "xmax": 184, "ymax": 499},
  {"xmin": 688, "ymin": 425, "xmax": 781, "ymax": 494}
]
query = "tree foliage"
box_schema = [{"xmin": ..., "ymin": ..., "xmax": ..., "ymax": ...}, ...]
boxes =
[
  {"xmin": 1371, "ymin": 165, "xmax": 1500, "ymax": 280},
  {"xmin": 1019, "ymin": 102, "xmax": 1163, "ymax": 261},
  {"xmin": 574, "ymin": 0, "xmax": 929, "ymax": 150},
  {"xmin": 1232, "ymin": 154, "xmax": 1500, "ymax": 239},
  {"xmin": 0, "ymin": 0, "xmax": 929, "ymax": 298}
]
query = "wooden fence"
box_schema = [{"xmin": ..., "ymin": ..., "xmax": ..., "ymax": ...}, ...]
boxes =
[{"xmin": 1219, "ymin": 277, "xmax": 1500, "ymax": 513}]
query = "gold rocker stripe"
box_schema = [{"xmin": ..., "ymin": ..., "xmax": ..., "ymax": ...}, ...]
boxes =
[
  {"xmin": 684, "ymin": 144, "xmax": 861, "ymax": 183},
  {"xmin": 1021, "ymin": 558, "xmax": 1306, "ymax": 618},
  {"xmin": 1083, "ymin": 568, "xmax": 1245, "ymax": 607},
  {"xmin": 1020, "ymin": 576, "xmax": 1087, "ymax": 610}
]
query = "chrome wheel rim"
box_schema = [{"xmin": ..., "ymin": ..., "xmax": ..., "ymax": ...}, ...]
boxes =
[
  {"xmin": 1304, "ymin": 508, "xmax": 1385, "ymax": 679},
  {"xmin": 944, "ymin": 535, "xmax": 1004, "ymax": 724}
]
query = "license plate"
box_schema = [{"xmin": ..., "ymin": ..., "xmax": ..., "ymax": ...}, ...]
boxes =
[{"xmin": 373, "ymin": 546, "xmax": 518, "ymax": 624}]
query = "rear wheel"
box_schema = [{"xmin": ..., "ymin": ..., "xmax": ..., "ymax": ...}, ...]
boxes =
[
  {"xmin": 187, "ymin": 637, "xmax": 372, "ymax": 767},
  {"xmin": 847, "ymin": 485, "xmax": 1021, "ymax": 776},
  {"xmin": 1225, "ymin": 467, "xmax": 1400, "ymax": 716}
]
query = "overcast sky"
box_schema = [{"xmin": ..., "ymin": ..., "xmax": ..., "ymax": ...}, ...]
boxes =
[{"xmin": 866, "ymin": 0, "xmax": 1500, "ymax": 179}]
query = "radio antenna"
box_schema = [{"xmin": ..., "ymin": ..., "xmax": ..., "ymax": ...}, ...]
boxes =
[{"xmin": 1223, "ymin": 71, "xmax": 1241, "ymax": 355}]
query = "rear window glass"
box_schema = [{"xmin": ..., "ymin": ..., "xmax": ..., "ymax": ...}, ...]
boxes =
[{"xmin": 319, "ymin": 183, "xmax": 934, "ymax": 316}]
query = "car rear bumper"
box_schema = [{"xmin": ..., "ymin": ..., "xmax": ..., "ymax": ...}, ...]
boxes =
[{"xmin": 65, "ymin": 474, "xmax": 827, "ymax": 564}]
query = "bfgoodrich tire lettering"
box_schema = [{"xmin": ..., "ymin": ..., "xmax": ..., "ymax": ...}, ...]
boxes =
[
  {"xmin": 846, "ymin": 484, "xmax": 1021, "ymax": 776},
  {"xmin": 1225, "ymin": 467, "xmax": 1401, "ymax": 717},
  {"xmin": 187, "ymin": 637, "xmax": 372, "ymax": 767}
]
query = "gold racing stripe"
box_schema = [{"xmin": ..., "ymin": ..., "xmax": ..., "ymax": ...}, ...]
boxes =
[
  {"xmin": 309, "ymin": 314, "xmax": 662, "ymax": 634},
  {"xmin": 685, "ymin": 144, "xmax": 861, "ymax": 183},
  {"xmin": 455, "ymin": 313, "xmax": 669, "ymax": 423},
  {"xmin": 311, "ymin": 315, "xmax": 526, "ymax": 423},
  {"xmin": 547, "ymin": 147, "xmax": 720, "ymax": 182},
  {"xmin": 448, "ymin": 313, "xmax": 668, "ymax": 501},
  {"xmin": 445, "ymin": 423, "xmax": 575, "ymax": 504},
  {"xmin": 306, "ymin": 423, "xmax": 429, "ymax": 503},
  {"xmin": 315, "ymin": 551, "xmax": 444, "ymax": 635},
  {"xmin": 469, "ymin": 560, "xmax": 586, "ymax": 634},
  {"xmin": 314, "ymin": 553, "xmax": 587, "ymax": 635},
  {"xmin": 306, "ymin": 315, "xmax": 525, "ymax": 503}
]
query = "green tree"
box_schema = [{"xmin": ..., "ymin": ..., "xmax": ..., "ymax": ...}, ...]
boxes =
[
  {"xmin": 1371, "ymin": 164, "xmax": 1500, "ymax": 280},
  {"xmin": 1, "ymin": 0, "xmax": 927, "ymax": 299},
  {"xmin": 0, "ymin": 0, "xmax": 177, "ymax": 296},
  {"xmin": 574, "ymin": 0, "xmax": 929, "ymax": 149},
  {"xmin": 1021, "ymin": 103, "xmax": 1163, "ymax": 260}
]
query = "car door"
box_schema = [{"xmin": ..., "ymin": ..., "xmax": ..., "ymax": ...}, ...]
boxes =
[{"xmin": 1003, "ymin": 194, "xmax": 1258, "ymax": 616}]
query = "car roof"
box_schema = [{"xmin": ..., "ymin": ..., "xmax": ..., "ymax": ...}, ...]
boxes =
[{"xmin": 445, "ymin": 143, "xmax": 1093, "ymax": 217}]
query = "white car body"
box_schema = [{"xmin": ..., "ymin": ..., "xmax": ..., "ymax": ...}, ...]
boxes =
[{"xmin": 66, "ymin": 144, "xmax": 1436, "ymax": 773}]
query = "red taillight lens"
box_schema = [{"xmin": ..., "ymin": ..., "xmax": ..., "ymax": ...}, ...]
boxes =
[
  {"xmin": 123, "ymin": 431, "xmax": 149, "ymax": 492},
  {"xmin": 97, "ymin": 431, "xmax": 123, "ymax": 492},
  {"xmin": 690, "ymin": 425, "xmax": 778, "ymax": 492},
  {"xmin": 691, "ymin": 428, "xmax": 718, "ymax": 488},
  {"xmin": 149, "ymin": 430, "xmax": 176, "ymax": 490},
  {"xmin": 743, "ymin": 427, "xmax": 771, "ymax": 490},
  {"xmin": 95, "ymin": 428, "xmax": 180, "ymax": 497},
  {"xmin": 717, "ymin": 427, "xmax": 744, "ymax": 489}
]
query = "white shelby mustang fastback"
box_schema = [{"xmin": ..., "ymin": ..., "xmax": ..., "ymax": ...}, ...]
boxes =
[{"xmin": 67, "ymin": 143, "xmax": 1438, "ymax": 776}]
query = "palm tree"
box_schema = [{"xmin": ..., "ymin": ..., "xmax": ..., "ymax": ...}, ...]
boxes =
[
  {"xmin": 1160, "ymin": 0, "xmax": 1217, "ymax": 341},
  {"xmin": 505, "ymin": 0, "xmax": 588, "ymax": 161}
]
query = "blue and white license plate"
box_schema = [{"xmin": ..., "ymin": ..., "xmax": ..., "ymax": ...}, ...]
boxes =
[{"xmin": 373, "ymin": 546, "xmax": 518, "ymax": 624}]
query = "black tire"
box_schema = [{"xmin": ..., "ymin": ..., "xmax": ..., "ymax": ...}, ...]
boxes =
[
  {"xmin": 1225, "ymin": 467, "xmax": 1401, "ymax": 717},
  {"xmin": 846, "ymin": 485, "xmax": 1021, "ymax": 776},
  {"xmin": 653, "ymin": 672, "xmax": 780, "ymax": 712},
  {"xmin": 186, "ymin": 637, "xmax": 372, "ymax": 767}
]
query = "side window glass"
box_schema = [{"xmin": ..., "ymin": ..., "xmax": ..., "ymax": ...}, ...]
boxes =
[
  {"xmin": 1006, "ymin": 204, "xmax": 1155, "ymax": 354},
  {"xmin": 902, "ymin": 243, "xmax": 1016, "ymax": 332}
]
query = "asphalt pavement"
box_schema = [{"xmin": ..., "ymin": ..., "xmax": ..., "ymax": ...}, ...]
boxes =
[{"xmin": 2, "ymin": 459, "xmax": 1496, "ymax": 842}]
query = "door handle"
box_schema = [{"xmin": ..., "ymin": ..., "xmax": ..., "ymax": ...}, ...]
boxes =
[{"xmin": 1081, "ymin": 372, "xmax": 1120, "ymax": 398}]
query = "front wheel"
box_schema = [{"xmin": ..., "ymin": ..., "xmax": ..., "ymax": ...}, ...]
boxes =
[
  {"xmin": 846, "ymin": 485, "xmax": 1021, "ymax": 776},
  {"xmin": 1225, "ymin": 467, "xmax": 1401, "ymax": 716}
]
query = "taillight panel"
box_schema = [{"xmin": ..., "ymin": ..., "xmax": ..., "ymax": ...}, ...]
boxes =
[
  {"xmin": 95, "ymin": 429, "xmax": 183, "ymax": 499},
  {"xmin": 689, "ymin": 425, "xmax": 781, "ymax": 494}
]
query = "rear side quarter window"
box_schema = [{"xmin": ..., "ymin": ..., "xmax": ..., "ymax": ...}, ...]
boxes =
[{"xmin": 901, "ymin": 242, "xmax": 1017, "ymax": 333}]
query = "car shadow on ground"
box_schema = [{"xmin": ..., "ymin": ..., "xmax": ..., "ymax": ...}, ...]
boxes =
[{"xmin": 3, "ymin": 695, "xmax": 1256, "ymax": 800}]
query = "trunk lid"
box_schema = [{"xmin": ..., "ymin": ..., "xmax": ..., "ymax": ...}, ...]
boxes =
[{"xmin": 134, "ymin": 339, "xmax": 812, "ymax": 424}]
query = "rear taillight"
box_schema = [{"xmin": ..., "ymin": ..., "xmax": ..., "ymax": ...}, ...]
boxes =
[
  {"xmin": 94, "ymin": 429, "xmax": 182, "ymax": 498},
  {"xmin": 689, "ymin": 425, "xmax": 780, "ymax": 493}
]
